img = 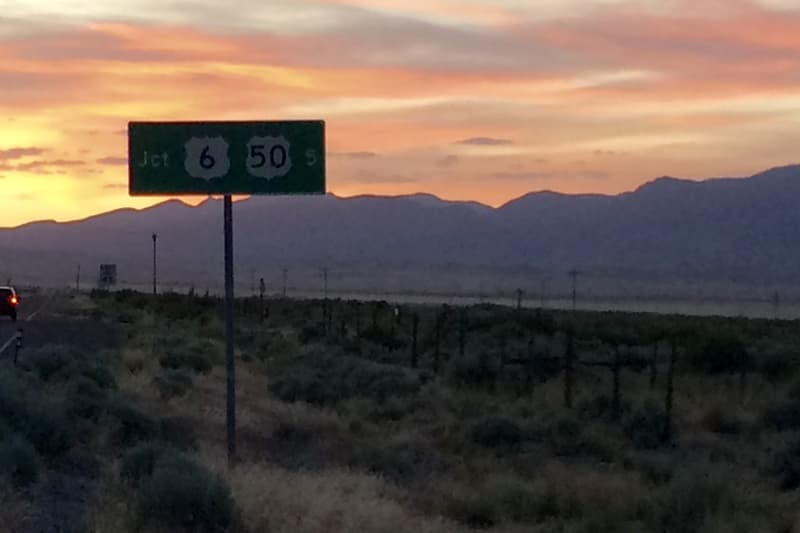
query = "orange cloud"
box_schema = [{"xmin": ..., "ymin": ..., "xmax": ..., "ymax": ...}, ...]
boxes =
[{"xmin": 1, "ymin": 1, "xmax": 800, "ymax": 226}]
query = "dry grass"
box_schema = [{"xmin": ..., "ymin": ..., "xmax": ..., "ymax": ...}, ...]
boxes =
[
  {"xmin": 0, "ymin": 488, "xmax": 35, "ymax": 532},
  {"xmin": 84, "ymin": 469, "xmax": 135, "ymax": 533},
  {"xmin": 196, "ymin": 446, "xmax": 466, "ymax": 533},
  {"xmin": 79, "ymin": 295, "xmax": 800, "ymax": 533}
]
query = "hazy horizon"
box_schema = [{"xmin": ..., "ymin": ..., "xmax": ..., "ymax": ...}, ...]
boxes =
[{"xmin": 2, "ymin": 164, "xmax": 794, "ymax": 228}]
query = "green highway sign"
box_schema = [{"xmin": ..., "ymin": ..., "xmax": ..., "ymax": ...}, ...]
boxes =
[{"xmin": 128, "ymin": 120, "xmax": 325, "ymax": 195}]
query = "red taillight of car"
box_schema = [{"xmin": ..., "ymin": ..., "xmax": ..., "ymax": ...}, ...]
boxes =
[{"xmin": 9, "ymin": 296, "xmax": 17, "ymax": 305}]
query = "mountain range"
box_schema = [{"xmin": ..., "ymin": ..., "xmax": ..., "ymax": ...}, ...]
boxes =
[{"xmin": 1, "ymin": 165, "xmax": 798, "ymax": 298}]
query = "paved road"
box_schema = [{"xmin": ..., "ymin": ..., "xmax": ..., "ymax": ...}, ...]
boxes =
[
  {"xmin": 0, "ymin": 291, "xmax": 125, "ymax": 361},
  {"xmin": 0, "ymin": 290, "xmax": 50, "ymax": 358}
]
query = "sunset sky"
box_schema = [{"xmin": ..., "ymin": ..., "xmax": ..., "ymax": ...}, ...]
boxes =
[{"xmin": 2, "ymin": 0, "xmax": 800, "ymax": 226}]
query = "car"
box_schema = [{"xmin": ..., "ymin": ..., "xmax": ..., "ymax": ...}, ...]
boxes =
[{"xmin": 0, "ymin": 286, "xmax": 19, "ymax": 321}]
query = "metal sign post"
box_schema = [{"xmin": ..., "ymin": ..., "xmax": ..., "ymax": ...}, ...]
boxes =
[{"xmin": 129, "ymin": 120, "xmax": 325, "ymax": 465}]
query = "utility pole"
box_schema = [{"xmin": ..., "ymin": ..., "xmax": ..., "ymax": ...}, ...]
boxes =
[
  {"xmin": 773, "ymin": 290, "xmax": 780, "ymax": 320},
  {"xmin": 152, "ymin": 233, "xmax": 158, "ymax": 296},
  {"xmin": 568, "ymin": 270, "xmax": 579, "ymax": 313},
  {"xmin": 516, "ymin": 288, "xmax": 524, "ymax": 312},
  {"xmin": 259, "ymin": 277, "xmax": 266, "ymax": 322},
  {"xmin": 76, "ymin": 264, "xmax": 81, "ymax": 292},
  {"xmin": 282, "ymin": 268, "xmax": 288, "ymax": 298},
  {"xmin": 322, "ymin": 267, "xmax": 329, "ymax": 329},
  {"xmin": 539, "ymin": 278, "xmax": 546, "ymax": 309}
]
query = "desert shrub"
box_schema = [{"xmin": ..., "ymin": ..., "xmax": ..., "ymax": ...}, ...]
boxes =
[
  {"xmin": 108, "ymin": 398, "xmax": 159, "ymax": 447},
  {"xmin": 120, "ymin": 441, "xmax": 181, "ymax": 485},
  {"xmin": 688, "ymin": 334, "xmax": 751, "ymax": 375},
  {"xmin": 159, "ymin": 352, "xmax": 212, "ymax": 375},
  {"xmin": 0, "ymin": 379, "xmax": 72, "ymax": 457},
  {"xmin": 363, "ymin": 395, "xmax": 413, "ymax": 422},
  {"xmin": 624, "ymin": 401, "xmax": 667, "ymax": 450},
  {"xmin": 443, "ymin": 485, "xmax": 500, "ymax": 528},
  {"xmin": 80, "ymin": 364, "xmax": 117, "ymax": 390},
  {"xmin": 359, "ymin": 325, "xmax": 405, "ymax": 351},
  {"xmin": 137, "ymin": 453, "xmax": 234, "ymax": 531},
  {"xmin": 484, "ymin": 476, "xmax": 544, "ymax": 523},
  {"xmin": 757, "ymin": 350, "xmax": 800, "ymax": 382},
  {"xmin": 450, "ymin": 350, "xmax": 502, "ymax": 387},
  {"xmin": 122, "ymin": 349, "xmax": 146, "ymax": 374},
  {"xmin": 762, "ymin": 399, "xmax": 800, "ymax": 432},
  {"xmin": 270, "ymin": 352, "xmax": 420, "ymax": 405},
  {"xmin": 158, "ymin": 415, "xmax": 197, "ymax": 450},
  {"xmin": 771, "ymin": 436, "xmax": 800, "ymax": 491},
  {"xmin": 569, "ymin": 515, "xmax": 647, "ymax": 533},
  {"xmin": 538, "ymin": 414, "xmax": 616, "ymax": 460},
  {"xmin": 651, "ymin": 467, "xmax": 736, "ymax": 532},
  {"xmin": 153, "ymin": 369, "xmax": 193, "ymax": 400},
  {"xmin": 471, "ymin": 416, "xmax": 524, "ymax": 449},
  {"xmin": 578, "ymin": 391, "xmax": 633, "ymax": 423},
  {"xmin": 65, "ymin": 377, "xmax": 108, "ymax": 422},
  {"xmin": 443, "ymin": 474, "xmax": 581, "ymax": 527},
  {"xmin": 356, "ymin": 440, "xmax": 441, "ymax": 482},
  {"xmin": 633, "ymin": 453, "xmax": 677, "ymax": 485},
  {"xmin": 21, "ymin": 345, "xmax": 81, "ymax": 381},
  {"xmin": 298, "ymin": 322, "xmax": 327, "ymax": 344},
  {"xmin": 0, "ymin": 436, "xmax": 38, "ymax": 488},
  {"xmin": 702, "ymin": 407, "xmax": 742, "ymax": 435}
]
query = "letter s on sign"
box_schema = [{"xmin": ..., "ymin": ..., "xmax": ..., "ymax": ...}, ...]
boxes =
[{"xmin": 305, "ymin": 149, "xmax": 317, "ymax": 167}]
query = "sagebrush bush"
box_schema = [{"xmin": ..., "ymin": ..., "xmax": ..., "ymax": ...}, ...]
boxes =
[
  {"xmin": 450, "ymin": 350, "xmax": 502, "ymax": 387},
  {"xmin": 359, "ymin": 325, "xmax": 406, "ymax": 351},
  {"xmin": 153, "ymin": 369, "xmax": 193, "ymax": 400},
  {"xmin": 66, "ymin": 378, "xmax": 108, "ymax": 422},
  {"xmin": 545, "ymin": 414, "xmax": 615, "ymax": 460},
  {"xmin": 0, "ymin": 377, "xmax": 72, "ymax": 457},
  {"xmin": 108, "ymin": 398, "xmax": 159, "ymax": 447},
  {"xmin": 159, "ymin": 352, "xmax": 212, "ymax": 375},
  {"xmin": 80, "ymin": 364, "xmax": 117, "ymax": 390},
  {"xmin": 270, "ymin": 352, "xmax": 420, "ymax": 405},
  {"xmin": 771, "ymin": 437, "xmax": 800, "ymax": 491},
  {"xmin": 651, "ymin": 467, "xmax": 737, "ymax": 532},
  {"xmin": 158, "ymin": 415, "xmax": 197, "ymax": 450},
  {"xmin": 442, "ymin": 473, "xmax": 583, "ymax": 528},
  {"xmin": 21, "ymin": 345, "xmax": 81, "ymax": 381},
  {"xmin": 471, "ymin": 416, "xmax": 524, "ymax": 449},
  {"xmin": 442, "ymin": 484, "xmax": 499, "ymax": 528},
  {"xmin": 623, "ymin": 401, "xmax": 667, "ymax": 450},
  {"xmin": 762, "ymin": 399, "xmax": 800, "ymax": 432},
  {"xmin": 0, "ymin": 436, "xmax": 38, "ymax": 488},
  {"xmin": 298, "ymin": 322, "xmax": 327, "ymax": 344},
  {"xmin": 138, "ymin": 453, "xmax": 234, "ymax": 531},
  {"xmin": 120, "ymin": 441, "xmax": 180, "ymax": 485},
  {"xmin": 757, "ymin": 350, "xmax": 800, "ymax": 382},
  {"xmin": 355, "ymin": 440, "xmax": 442, "ymax": 482},
  {"xmin": 688, "ymin": 335, "xmax": 751, "ymax": 375},
  {"xmin": 702, "ymin": 407, "xmax": 742, "ymax": 435}
]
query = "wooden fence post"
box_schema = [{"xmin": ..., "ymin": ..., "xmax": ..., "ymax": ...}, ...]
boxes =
[
  {"xmin": 433, "ymin": 312, "xmax": 442, "ymax": 375},
  {"xmin": 612, "ymin": 345, "xmax": 621, "ymax": 419},
  {"xmin": 664, "ymin": 338, "xmax": 677, "ymax": 443},
  {"xmin": 411, "ymin": 313, "xmax": 419, "ymax": 369},
  {"xmin": 564, "ymin": 329, "xmax": 575, "ymax": 409},
  {"xmin": 458, "ymin": 309, "xmax": 466, "ymax": 359},
  {"xmin": 649, "ymin": 342, "xmax": 658, "ymax": 390},
  {"xmin": 526, "ymin": 337, "xmax": 535, "ymax": 391}
]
